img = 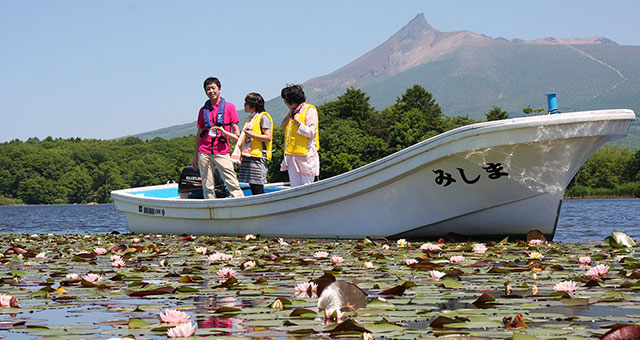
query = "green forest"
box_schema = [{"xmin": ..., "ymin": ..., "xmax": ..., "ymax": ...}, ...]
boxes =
[{"xmin": 1, "ymin": 85, "xmax": 639, "ymax": 205}]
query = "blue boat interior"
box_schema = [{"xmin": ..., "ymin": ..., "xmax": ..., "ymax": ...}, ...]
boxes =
[{"xmin": 130, "ymin": 184, "xmax": 289, "ymax": 198}]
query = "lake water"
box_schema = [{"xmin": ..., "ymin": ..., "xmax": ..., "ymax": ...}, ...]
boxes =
[{"xmin": 0, "ymin": 198, "xmax": 638, "ymax": 242}]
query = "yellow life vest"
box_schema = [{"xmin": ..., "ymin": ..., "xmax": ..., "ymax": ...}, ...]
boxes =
[
  {"xmin": 242, "ymin": 111, "xmax": 273, "ymax": 160},
  {"xmin": 284, "ymin": 104, "xmax": 320, "ymax": 156}
]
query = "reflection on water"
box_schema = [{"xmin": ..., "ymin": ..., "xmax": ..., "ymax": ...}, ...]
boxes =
[{"xmin": 196, "ymin": 296, "xmax": 243, "ymax": 336}]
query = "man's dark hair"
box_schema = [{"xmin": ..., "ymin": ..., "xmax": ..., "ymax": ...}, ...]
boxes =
[
  {"xmin": 281, "ymin": 84, "xmax": 306, "ymax": 106},
  {"xmin": 244, "ymin": 92, "xmax": 265, "ymax": 112},
  {"xmin": 203, "ymin": 77, "xmax": 221, "ymax": 89}
]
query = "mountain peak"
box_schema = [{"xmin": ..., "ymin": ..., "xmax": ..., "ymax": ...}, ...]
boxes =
[{"xmin": 403, "ymin": 13, "xmax": 436, "ymax": 35}]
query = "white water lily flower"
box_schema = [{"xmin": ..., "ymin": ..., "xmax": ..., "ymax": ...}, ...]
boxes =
[{"xmin": 473, "ymin": 243, "xmax": 487, "ymax": 253}]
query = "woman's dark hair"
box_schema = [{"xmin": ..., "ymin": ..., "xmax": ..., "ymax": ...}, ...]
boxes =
[
  {"xmin": 244, "ymin": 92, "xmax": 265, "ymax": 112},
  {"xmin": 203, "ymin": 77, "xmax": 221, "ymax": 89},
  {"xmin": 281, "ymin": 84, "xmax": 306, "ymax": 106}
]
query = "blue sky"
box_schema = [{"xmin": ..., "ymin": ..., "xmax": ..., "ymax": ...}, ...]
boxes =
[{"xmin": 1, "ymin": 0, "xmax": 639, "ymax": 142}]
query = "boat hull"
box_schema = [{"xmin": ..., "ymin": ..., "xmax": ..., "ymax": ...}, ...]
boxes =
[{"xmin": 112, "ymin": 109, "xmax": 636, "ymax": 240}]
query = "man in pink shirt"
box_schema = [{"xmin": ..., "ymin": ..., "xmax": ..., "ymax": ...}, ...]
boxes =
[{"xmin": 192, "ymin": 77, "xmax": 244, "ymax": 198}]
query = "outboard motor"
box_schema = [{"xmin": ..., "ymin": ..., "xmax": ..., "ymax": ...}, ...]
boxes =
[{"xmin": 178, "ymin": 165, "xmax": 229, "ymax": 199}]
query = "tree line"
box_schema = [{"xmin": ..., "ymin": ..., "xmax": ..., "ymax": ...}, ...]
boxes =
[{"xmin": 1, "ymin": 85, "xmax": 638, "ymax": 204}]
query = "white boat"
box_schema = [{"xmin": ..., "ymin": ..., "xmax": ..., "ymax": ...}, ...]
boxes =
[{"xmin": 111, "ymin": 109, "xmax": 636, "ymax": 240}]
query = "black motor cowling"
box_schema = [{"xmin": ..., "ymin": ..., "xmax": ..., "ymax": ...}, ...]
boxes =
[{"xmin": 178, "ymin": 165, "xmax": 229, "ymax": 199}]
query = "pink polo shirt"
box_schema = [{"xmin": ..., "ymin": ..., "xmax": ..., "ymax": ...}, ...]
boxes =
[{"xmin": 196, "ymin": 99, "xmax": 239, "ymax": 155}]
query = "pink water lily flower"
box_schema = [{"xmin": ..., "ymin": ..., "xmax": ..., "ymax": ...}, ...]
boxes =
[
  {"xmin": 420, "ymin": 243, "xmax": 442, "ymax": 252},
  {"xmin": 473, "ymin": 243, "xmax": 487, "ymax": 253},
  {"xmin": 35, "ymin": 252, "xmax": 47, "ymax": 259},
  {"xmin": 578, "ymin": 256, "xmax": 591, "ymax": 268},
  {"xmin": 313, "ymin": 251, "xmax": 329, "ymax": 259},
  {"xmin": 0, "ymin": 294, "xmax": 18, "ymax": 308},
  {"xmin": 586, "ymin": 264, "xmax": 609, "ymax": 278},
  {"xmin": 295, "ymin": 282, "xmax": 318, "ymax": 298},
  {"xmin": 94, "ymin": 247, "xmax": 107, "ymax": 255},
  {"xmin": 207, "ymin": 252, "xmax": 234, "ymax": 263},
  {"xmin": 528, "ymin": 239, "xmax": 546, "ymax": 245},
  {"xmin": 111, "ymin": 259, "xmax": 126, "ymax": 268},
  {"xmin": 194, "ymin": 247, "xmax": 208, "ymax": 255},
  {"xmin": 159, "ymin": 308, "xmax": 191, "ymax": 324},
  {"xmin": 167, "ymin": 322, "xmax": 196, "ymax": 338},
  {"xmin": 429, "ymin": 270, "xmax": 446, "ymax": 280},
  {"xmin": 450, "ymin": 255, "xmax": 465, "ymax": 264},
  {"xmin": 553, "ymin": 280, "xmax": 578, "ymax": 295},
  {"xmin": 110, "ymin": 255, "xmax": 122, "ymax": 262},
  {"xmin": 82, "ymin": 273, "xmax": 103, "ymax": 283},
  {"xmin": 331, "ymin": 256, "xmax": 344, "ymax": 264},
  {"xmin": 405, "ymin": 258, "xmax": 419, "ymax": 266},
  {"xmin": 216, "ymin": 267, "xmax": 237, "ymax": 278}
]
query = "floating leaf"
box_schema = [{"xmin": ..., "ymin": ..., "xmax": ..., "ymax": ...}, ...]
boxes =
[
  {"xmin": 442, "ymin": 277, "xmax": 464, "ymax": 289},
  {"xmin": 128, "ymin": 286, "xmax": 175, "ymax": 297},
  {"xmin": 329, "ymin": 318, "xmax": 370, "ymax": 335},
  {"xmin": 128, "ymin": 318, "xmax": 150, "ymax": 329}
]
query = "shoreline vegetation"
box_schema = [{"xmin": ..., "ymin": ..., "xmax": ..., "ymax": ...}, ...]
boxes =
[
  {"xmin": 0, "ymin": 231, "xmax": 638, "ymax": 339},
  {"xmin": 1, "ymin": 86, "xmax": 638, "ymax": 205}
]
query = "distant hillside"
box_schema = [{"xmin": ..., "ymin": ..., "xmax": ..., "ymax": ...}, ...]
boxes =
[{"xmin": 132, "ymin": 13, "xmax": 640, "ymax": 149}]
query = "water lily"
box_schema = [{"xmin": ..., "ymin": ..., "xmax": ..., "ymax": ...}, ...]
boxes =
[
  {"xmin": 553, "ymin": 280, "xmax": 578, "ymax": 295},
  {"xmin": 278, "ymin": 238, "xmax": 289, "ymax": 246},
  {"xmin": 295, "ymin": 281, "xmax": 318, "ymax": 298},
  {"xmin": 528, "ymin": 239, "xmax": 546, "ymax": 245},
  {"xmin": 360, "ymin": 332, "xmax": 374, "ymax": 340},
  {"xmin": 579, "ymin": 256, "xmax": 591, "ymax": 267},
  {"xmin": 324, "ymin": 307, "xmax": 344, "ymax": 321},
  {"xmin": 397, "ymin": 239, "xmax": 408, "ymax": 247},
  {"xmin": 382, "ymin": 244, "xmax": 390, "ymax": 250},
  {"xmin": 245, "ymin": 234, "xmax": 256, "ymax": 240},
  {"xmin": 331, "ymin": 256, "xmax": 344, "ymax": 264},
  {"xmin": 216, "ymin": 267, "xmax": 237, "ymax": 278},
  {"xmin": 207, "ymin": 252, "xmax": 234, "ymax": 262},
  {"xmin": 0, "ymin": 294, "xmax": 18, "ymax": 308},
  {"xmin": 586, "ymin": 264, "xmax": 609, "ymax": 278},
  {"xmin": 419, "ymin": 243, "xmax": 442, "ymax": 252},
  {"xmin": 82, "ymin": 273, "xmax": 103, "ymax": 283},
  {"xmin": 450, "ymin": 255, "xmax": 465, "ymax": 264},
  {"xmin": 314, "ymin": 251, "xmax": 329, "ymax": 259},
  {"xmin": 131, "ymin": 238, "xmax": 140, "ymax": 243},
  {"xmin": 110, "ymin": 255, "xmax": 122, "ymax": 262},
  {"xmin": 528, "ymin": 251, "xmax": 544, "ymax": 260},
  {"xmin": 159, "ymin": 308, "xmax": 191, "ymax": 324},
  {"xmin": 65, "ymin": 273, "xmax": 80, "ymax": 281},
  {"xmin": 364, "ymin": 261, "xmax": 374, "ymax": 269},
  {"xmin": 242, "ymin": 260, "xmax": 256, "ymax": 269},
  {"xmin": 167, "ymin": 322, "xmax": 196, "ymax": 338},
  {"xmin": 111, "ymin": 259, "xmax": 126, "ymax": 268},
  {"xmin": 405, "ymin": 258, "xmax": 419, "ymax": 266},
  {"xmin": 35, "ymin": 252, "xmax": 47, "ymax": 259},
  {"xmin": 94, "ymin": 247, "xmax": 107, "ymax": 255},
  {"xmin": 429, "ymin": 270, "xmax": 446, "ymax": 280},
  {"xmin": 473, "ymin": 243, "xmax": 487, "ymax": 253}
]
